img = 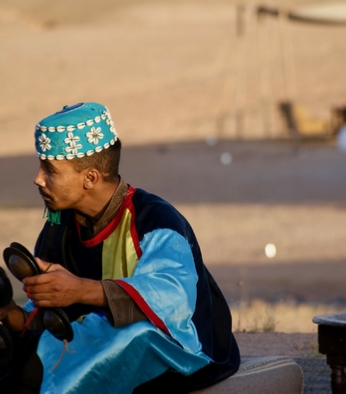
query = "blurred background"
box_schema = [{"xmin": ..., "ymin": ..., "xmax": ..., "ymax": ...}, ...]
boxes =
[{"xmin": 1, "ymin": 0, "xmax": 346, "ymax": 333}]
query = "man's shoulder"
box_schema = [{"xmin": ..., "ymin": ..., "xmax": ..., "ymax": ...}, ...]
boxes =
[
  {"xmin": 131, "ymin": 188, "xmax": 179, "ymax": 217},
  {"xmin": 132, "ymin": 187, "xmax": 170, "ymax": 206},
  {"xmin": 131, "ymin": 187, "xmax": 191, "ymax": 237}
]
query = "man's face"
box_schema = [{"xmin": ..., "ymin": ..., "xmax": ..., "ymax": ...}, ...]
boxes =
[{"xmin": 34, "ymin": 159, "xmax": 86, "ymax": 212}]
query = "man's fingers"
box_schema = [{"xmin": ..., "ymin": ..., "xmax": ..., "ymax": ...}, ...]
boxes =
[
  {"xmin": 35, "ymin": 258, "xmax": 66, "ymax": 274},
  {"xmin": 28, "ymin": 293, "xmax": 62, "ymax": 308},
  {"xmin": 25, "ymin": 284, "xmax": 54, "ymax": 296},
  {"xmin": 23, "ymin": 274, "xmax": 52, "ymax": 286},
  {"xmin": 24, "ymin": 289, "xmax": 57, "ymax": 305},
  {"xmin": 35, "ymin": 258, "xmax": 54, "ymax": 273}
]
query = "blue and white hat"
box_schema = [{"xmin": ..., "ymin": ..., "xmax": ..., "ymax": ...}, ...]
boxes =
[{"xmin": 34, "ymin": 102, "xmax": 118, "ymax": 160}]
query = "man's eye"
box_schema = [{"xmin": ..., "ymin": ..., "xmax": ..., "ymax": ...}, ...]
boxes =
[{"xmin": 43, "ymin": 165, "xmax": 55, "ymax": 174}]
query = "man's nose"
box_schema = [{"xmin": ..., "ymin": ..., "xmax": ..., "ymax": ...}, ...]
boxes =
[{"xmin": 34, "ymin": 167, "xmax": 45, "ymax": 187}]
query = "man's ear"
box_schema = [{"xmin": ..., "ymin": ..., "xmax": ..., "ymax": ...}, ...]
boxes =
[{"xmin": 83, "ymin": 169, "xmax": 100, "ymax": 189}]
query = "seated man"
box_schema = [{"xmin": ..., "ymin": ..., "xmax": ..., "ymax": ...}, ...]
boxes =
[{"xmin": 0, "ymin": 102, "xmax": 240, "ymax": 393}]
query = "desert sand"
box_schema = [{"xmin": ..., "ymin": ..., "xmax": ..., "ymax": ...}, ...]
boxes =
[{"xmin": 1, "ymin": 0, "xmax": 346, "ymax": 359}]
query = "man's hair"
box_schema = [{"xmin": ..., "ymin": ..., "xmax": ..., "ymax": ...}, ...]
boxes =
[{"xmin": 71, "ymin": 139, "xmax": 122, "ymax": 183}]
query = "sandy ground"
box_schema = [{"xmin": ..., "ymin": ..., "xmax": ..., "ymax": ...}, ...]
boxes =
[
  {"xmin": 2, "ymin": 0, "xmax": 346, "ymax": 358},
  {"xmin": 234, "ymin": 332, "xmax": 320, "ymax": 357},
  {"xmin": 1, "ymin": 0, "xmax": 346, "ymax": 155}
]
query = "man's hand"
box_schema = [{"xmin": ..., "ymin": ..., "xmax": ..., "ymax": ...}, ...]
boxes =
[{"xmin": 22, "ymin": 258, "xmax": 107, "ymax": 308}]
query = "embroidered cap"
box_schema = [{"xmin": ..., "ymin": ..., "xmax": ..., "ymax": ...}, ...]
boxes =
[{"xmin": 34, "ymin": 102, "xmax": 118, "ymax": 160}]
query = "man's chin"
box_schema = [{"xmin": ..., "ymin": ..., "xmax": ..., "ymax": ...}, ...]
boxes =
[{"xmin": 44, "ymin": 202, "xmax": 58, "ymax": 212}]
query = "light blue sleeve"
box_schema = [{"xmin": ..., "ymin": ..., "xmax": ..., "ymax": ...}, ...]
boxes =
[{"xmin": 117, "ymin": 228, "xmax": 208, "ymax": 358}]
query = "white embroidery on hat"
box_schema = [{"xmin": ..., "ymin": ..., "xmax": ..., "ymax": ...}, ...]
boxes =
[
  {"xmin": 38, "ymin": 134, "xmax": 52, "ymax": 152},
  {"xmin": 64, "ymin": 132, "xmax": 82, "ymax": 156},
  {"xmin": 86, "ymin": 127, "xmax": 104, "ymax": 144}
]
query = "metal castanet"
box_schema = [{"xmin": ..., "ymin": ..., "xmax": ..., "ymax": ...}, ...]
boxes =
[{"xmin": 2, "ymin": 242, "xmax": 73, "ymax": 343}]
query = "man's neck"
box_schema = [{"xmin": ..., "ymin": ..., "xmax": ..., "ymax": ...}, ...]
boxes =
[
  {"xmin": 78, "ymin": 176, "xmax": 120, "ymax": 221},
  {"xmin": 75, "ymin": 177, "xmax": 128, "ymax": 236}
]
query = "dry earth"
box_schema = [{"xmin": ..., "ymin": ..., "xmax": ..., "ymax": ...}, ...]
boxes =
[
  {"xmin": 1, "ymin": 0, "xmax": 346, "ymax": 358},
  {"xmin": 1, "ymin": 0, "xmax": 346, "ymax": 154}
]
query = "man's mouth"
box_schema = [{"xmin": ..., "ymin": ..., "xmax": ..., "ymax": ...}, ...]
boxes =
[{"xmin": 39, "ymin": 189, "xmax": 51, "ymax": 200}]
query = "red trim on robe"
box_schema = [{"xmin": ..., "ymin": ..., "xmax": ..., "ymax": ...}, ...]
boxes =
[
  {"xmin": 128, "ymin": 191, "xmax": 142, "ymax": 260},
  {"xmin": 75, "ymin": 186, "xmax": 140, "ymax": 253},
  {"xmin": 116, "ymin": 279, "xmax": 170, "ymax": 336}
]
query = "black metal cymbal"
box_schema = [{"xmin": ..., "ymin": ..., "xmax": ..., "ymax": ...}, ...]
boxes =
[
  {"xmin": 3, "ymin": 244, "xmax": 40, "ymax": 282},
  {"xmin": 3, "ymin": 242, "xmax": 74, "ymax": 343},
  {"xmin": 9, "ymin": 242, "xmax": 36, "ymax": 260},
  {"xmin": 0, "ymin": 268, "xmax": 13, "ymax": 308},
  {"xmin": 41, "ymin": 308, "xmax": 74, "ymax": 342}
]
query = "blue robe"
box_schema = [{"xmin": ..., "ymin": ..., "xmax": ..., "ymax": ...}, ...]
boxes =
[{"xmin": 27, "ymin": 186, "xmax": 240, "ymax": 393}]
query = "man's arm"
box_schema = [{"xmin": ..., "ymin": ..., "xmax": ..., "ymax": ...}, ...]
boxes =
[
  {"xmin": 101, "ymin": 280, "xmax": 147, "ymax": 326},
  {"xmin": 22, "ymin": 259, "xmax": 147, "ymax": 327},
  {"xmin": 22, "ymin": 258, "xmax": 108, "ymax": 308}
]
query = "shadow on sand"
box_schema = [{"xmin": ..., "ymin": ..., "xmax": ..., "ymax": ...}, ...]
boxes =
[{"xmin": 1, "ymin": 139, "xmax": 346, "ymax": 207}]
